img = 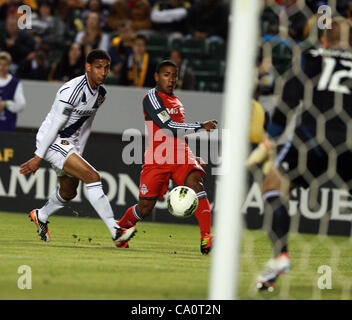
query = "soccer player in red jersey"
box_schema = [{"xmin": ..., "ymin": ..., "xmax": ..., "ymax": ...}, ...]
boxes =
[{"xmin": 117, "ymin": 60, "xmax": 218, "ymax": 254}]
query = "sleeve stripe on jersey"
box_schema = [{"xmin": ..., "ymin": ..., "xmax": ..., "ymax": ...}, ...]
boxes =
[
  {"xmin": 59, "ymin": 87, "xmax": 70, "ymax": 94},
  {"xmin": 149, "ymin": 88, "xmax": 160, "ymax": 109},
  {"xmin": 148, "ymin": 88, "xmax": 161, "ymax": 110},
  {"xmin": 146, "ymin": 88, "xmax": 202, "ymax": 130},
  {"xmin": 168, "ymin": 122, "xmax": 194, "ymax": 129},
  {"xmin": 69, "ymin": 80, "xmax": 86, "ymax": 105},
  {"xmin": 67, "ymin": 77, "xmax": 85, "ymax": 103},
  {"xmin": 169, "ymin": 120, "xmax": 199, "ymax": 127},
  {"xmin": 68, "ymin": 78, "xmax": 86, "ymax": 105},
  {"xmin": 168, "ymin": 123, "xmax": 200, "ymax": 130},
  {"xmin": 59, "ymin": 100, "xmax": 74, "ymax": 106},
  {"xmin": 168, "ymin": 120, "xmax": 201, "ymax": 129}
]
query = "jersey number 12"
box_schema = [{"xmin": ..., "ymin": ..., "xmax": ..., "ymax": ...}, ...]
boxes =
[{"xmin": 317, "ymin": 57, "xmax": 352, "ymax": 94}]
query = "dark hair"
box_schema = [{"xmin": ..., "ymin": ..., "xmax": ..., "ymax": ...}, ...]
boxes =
[
  {"xmin": 155, "ymin": 59, "xmax": 177, "ymax": 73},
  {"xmin": 86, "ymin": 49, "xmax": 111, "ymax": 64},
  {"xmin": 170, "ymin": 48, "xmax": 183, "ymax": 60},
  {"xmin": 63, "ymin": 42, "xmax": 85, "ymax": 66},
  {"xmin": 135, "ymin": 34, "xmax": 147, "ymax": 44}
]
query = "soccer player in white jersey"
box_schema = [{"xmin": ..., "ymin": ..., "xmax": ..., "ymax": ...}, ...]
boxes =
[{"xmin": 20, "ymin": 49, "xmax": 136, "ymax": 247}]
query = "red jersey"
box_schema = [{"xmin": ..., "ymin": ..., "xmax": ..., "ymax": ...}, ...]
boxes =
[{"xmin": 142, "ymin": 88, "xmax": 203, "ymax": 165}]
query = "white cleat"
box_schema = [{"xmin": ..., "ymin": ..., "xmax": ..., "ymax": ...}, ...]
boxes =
[
  {"xmin": 113, "ymin": 226, "xmax": 137, "ymax": 248},
  {"xmin": 256, "ymin": 252, "xmax": 290, "ymax": 291}
]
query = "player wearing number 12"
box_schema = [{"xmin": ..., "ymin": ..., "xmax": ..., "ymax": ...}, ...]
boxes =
[
  {"xmin": 19, "ymin": 49, "xmax": 136, "ymax": 247},
  {"xmin": 248, "ymin": 18, "xmax": 352, "ymax": 290}
]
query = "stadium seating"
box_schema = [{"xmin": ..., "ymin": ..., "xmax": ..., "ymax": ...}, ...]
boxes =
[
  {"xmin": 185, "ymin": 59, "xmax": 225, "ymax": 91},
  {"xmin": 145, "ymin": 35, "xmax": 226, "ymax": 92},
  {"xmin": 146, "ymin": 35, "xmax": 169, "ymax": 61},
  {"xmin": 207, "ymin": 40, "xmax": 226, "ymax": 60}
]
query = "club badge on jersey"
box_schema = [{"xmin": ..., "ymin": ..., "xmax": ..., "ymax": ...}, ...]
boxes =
[
  {"xmin": 60, "ymin": 140, "xmax": 70, "ymax": 146},
  {"xmin": 93, "ymin": 86, "xmax": 106, "ymax": 109}
]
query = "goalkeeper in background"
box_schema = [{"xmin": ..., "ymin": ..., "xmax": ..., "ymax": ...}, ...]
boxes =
[{"xmin": 247, "ymin": 17, "xmax": 352, "ymax": 291}]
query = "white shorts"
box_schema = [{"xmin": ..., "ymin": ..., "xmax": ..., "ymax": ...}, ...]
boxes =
[{"xmin": 45, "ymin": 137, "xmax": 78, "ymax": 177}]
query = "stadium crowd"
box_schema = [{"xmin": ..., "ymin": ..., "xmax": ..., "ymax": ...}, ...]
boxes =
[{"xmin": 0, "ymin": 0, "xmax": 352, "ymax": 94}]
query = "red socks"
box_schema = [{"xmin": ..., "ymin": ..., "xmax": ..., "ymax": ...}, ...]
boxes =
[
  {"xmin": 118, "ymin": 205, "xmax": 141, "ymax": 228},
  {"xmin": 194, "ymin": 197, "xmax": 212, "ymax": 238},
  {"xmin": 118, "ymin": 196, "xmax": 212, "ymax": 239}
]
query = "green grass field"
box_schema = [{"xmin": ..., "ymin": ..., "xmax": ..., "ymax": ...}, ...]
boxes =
[{"xmin": 0, "ymin": 211, "xmax": 351, "ymax": 300}]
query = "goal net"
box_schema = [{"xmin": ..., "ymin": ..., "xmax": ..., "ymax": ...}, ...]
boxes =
[{"xmin": 210, "ymin": 0, "xmax": 352, "ymax": 300}]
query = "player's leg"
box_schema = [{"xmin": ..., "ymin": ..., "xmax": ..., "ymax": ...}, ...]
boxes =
[
  {"xmin": 116, "ymin": 165, "xmax": 168, "ymax": 247},
  {"xmin": 38, "ymin": 175, "xmax": 79, "ymax": 223},
  {"xmin": 183, "ymin": 169, "xmax": 213, "ymax": 255},
  {"xmin": 256, "ymin": 166, "xmax": 291, "ymax": 290},
  {"xmin": 29, "ymin": 173, "xmax": 79, "ymax": 242},
  {"xmin": 117, "ymin": 165, "xmax": 167, "ymax": 229},
  {"xmin": 262, "ymin": 166, "xmax": 291, "ymax": 258},
  {"xmin": 63, "ymin": 152, "xmax": 136, "ymax": 243},
  {"xmin": 118, "ymin": 198, "xmax": 157, "ymax": 229}
]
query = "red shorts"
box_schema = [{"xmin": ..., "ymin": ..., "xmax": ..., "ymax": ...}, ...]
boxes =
[{"xmin": 139, "ymin": 161, "xmax": 205, "ymax": 200}]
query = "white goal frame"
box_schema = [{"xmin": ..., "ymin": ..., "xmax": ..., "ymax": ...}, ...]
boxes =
[{"xmin": 208, "ymin": 0, "xmax": 260, "ymax": 300}]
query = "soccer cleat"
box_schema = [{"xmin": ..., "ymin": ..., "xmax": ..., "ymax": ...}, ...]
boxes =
[
  {"xmin": 113, "ymin": 226, "xmax": 136, "ymax": 248},
  {"xmin": 29, "ymin": 209, "xmax": 51, "ymax": 242},
  {"xmin": 256, "ymin": 252, "xmax": 291, "ymax": 291},
  {"xmin": 200, "ymin": 233, "xmax": 213, "ymax": 255},
  {"xmin": 119, "ymin": 242, "xmax": 129, "ymax": 248}
]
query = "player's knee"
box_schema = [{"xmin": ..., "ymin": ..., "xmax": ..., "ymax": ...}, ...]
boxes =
[
  {"xmin": 185, "ymin": 174, "xmax": 204, "ymax": 194},
  {"xmin": 83, "ymin": 169, "xmax": 101, "ymax": 184},
  {"xmin": 60, "ymin": 190, "xmax": 77, "ymax": 201}
]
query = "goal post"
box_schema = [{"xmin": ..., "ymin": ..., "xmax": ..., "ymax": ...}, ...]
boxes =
[{"xmin": 208, "ymin": 0, "xmax": 260, "ymax": 300}]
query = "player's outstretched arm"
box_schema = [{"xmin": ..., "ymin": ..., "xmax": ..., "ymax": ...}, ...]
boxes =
[{"xmin": 143, "ymin": 91, "xmax": 205, "ymax": 135}]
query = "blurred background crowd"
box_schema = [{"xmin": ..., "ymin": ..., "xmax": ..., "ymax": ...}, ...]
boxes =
[{"xmin": 0, "ymin": 0, "xmax": 352, "ymax": 95}]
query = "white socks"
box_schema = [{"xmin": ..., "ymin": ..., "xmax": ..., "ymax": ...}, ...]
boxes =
[
  {"xmin": 38, "ymin": 187, "xmax": 68, "ymax": 223},
  {"xmin": 38, "ymin": 182, "xmax": 117, "ymax": 238},
  {"xmin": 85, "ymin": 182, "xmax": 117, "ymax": 238}
]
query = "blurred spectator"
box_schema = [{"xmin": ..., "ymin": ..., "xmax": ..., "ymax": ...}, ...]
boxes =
[
  {"xmin": 0, "ymin": 51, "xmax": 26, "ymax": 132},
  {"xmin": 151, "ymin": 0, "xmax": 191, "ymax": 38},
  {"xmin": 107, "ymin": 0, "xmax": 152, "ymax": 35},
  {"xmin": 54, "ymin": 0, "xmax": 82, "ymax": 41},
  {"xmin": 169, "ymin": 48, "xmax": 195, "ymax": 90},
  {"xmin": 108, "ymin": 19, "xmax": 135, "ymax": 80},
  {"xmin": 0, "ymin": 13, "xmax": 36, "ymax": 68},
  {"xmin": 303, "ymin": 1, "xmax": 327, "ymax": 42},
  {"xmin": 0, "ymin": 0, "xmax": 37, "ymax": 21},
  {"xmin": 30, "ymin": 0, "xmax": 66, "ymax": 48},
  {"xmin": 256, "ymin": 52, "xmax": 277, "ymax": 116},
  {"xmin": 119, "ymin": 34, "xmax": 155, "ymax": 87},
  {"xmin": 337, "ymin": 0, "xmax": 352, "ymax": 18},
  {"xmin": 187, "ymin": 0, "xmax": 229, "ymax": 42},
  {"xmin": 66, "ymin": 0, "xmax": 85, "ymax": 10},
  {"xmin": 281, "ymin": 0, "xmax": 308, "ymax": 42},
  {"xmin": 49, "ymin": 42, "xmax": 85, "ymax": 82},
  {"xmin": 261, "ymin": 0, "xmax": 280, "ymax": 36},
  {"xmin": 16, "ymin": 44, "xmax": 50, "ymax": 80},
  {"xmin": 81, "ymin": 0, "xmax": 109, "ymax": 31},
  {"xmin": 101, "ymin": 0, "xmax": 116, "ymax": 4},
  {"xmin": 75, "ymin": 11, "xmax": 110, "ymax": 56}
]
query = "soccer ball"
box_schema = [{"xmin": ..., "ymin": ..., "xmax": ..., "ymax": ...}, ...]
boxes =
[{"xmin": 167, "ymin": 186, "xmax": 198, "ymax": 218}]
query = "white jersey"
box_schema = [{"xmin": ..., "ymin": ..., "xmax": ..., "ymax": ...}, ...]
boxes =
[{"xmin": 35, "ymin": 73, "xmax": 106, "ymax": 158}]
